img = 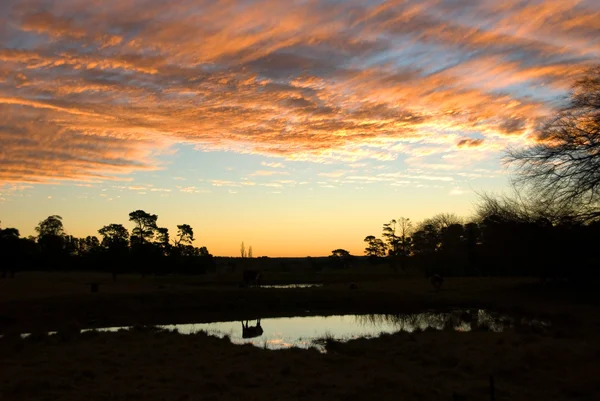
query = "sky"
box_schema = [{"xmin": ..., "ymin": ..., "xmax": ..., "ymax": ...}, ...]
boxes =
[{"xmin": 1, "ymin": 0, "xmax": 599, "ymax": 256}]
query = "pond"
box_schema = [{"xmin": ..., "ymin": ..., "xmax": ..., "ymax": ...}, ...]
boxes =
[
  {"xmin": 75, "ymin": 309, "xmax": 548, "ymax": 352},
  {"xmin": 257, "ymin": 283, "xmax": 322, "ymax": 289}
]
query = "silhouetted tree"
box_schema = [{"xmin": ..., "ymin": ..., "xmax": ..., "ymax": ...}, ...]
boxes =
[
  {"xmin": 329, "ymin": 249, "xmax": 353, "ymax": 269},
  {"xmin": 382, "ymin": 220, "xmax": 400, "ymax": 256},
  {"xmin": 464, "ymin": 222, "xmax": 481, "ymax": 274},
  {"xmin": 240, "ymin": 241, "xmax": 246, "ymax": 258},
  {"xmin": 197, "ymin": 246, "xmax": 211, "ymax": 257},
  {"xmin": 508, "ymin": 66, "xmax": 600, "ymax": 222},
  {"xmin": 364, "ymin": 235, "xmax": 387, "ymax": 259},
  {"xmin": 331, "ymin": 249, "xmax": 351, "ymax": 258},
  {"xmin": 35, "ymin": 215, "xmax": 66, "ymax": 269},
  {"xmin": 396, "ymin": 217, "xmax": 412, "ymax": 270},
  {"xmin": 98, "ymin": 224, "xmax": 130, "ymax": 278},
  {"xmin": 155, "ymin": 227, "xmax": 170, "ymax": 254},
  {"xmin": 35, "ymin": 215, "xmax": 64, "ymax": 237},
  {"xmin": 0, "ymin": 225, "xmax": 21, "ymax": 277},
  {"xmin": 98, "ymin": 224, "xmax": 129, "ymax": 251},
  {"xmin": 440, "ymin": 224, "xmax": 464, "ymax": 251},
  {"xmin": 128, "ymin": 210, "xmax": 158, "ymax": 245},
  {"xmin": 1, "ymin": 214, "xmax": 219, "ymax": 277},
  {"xmin": 63, "ymin": 235, "xmax": 81, "ymax": 256},
  {"xmin": 175, "ymin": 224, "xmax": 194, "ymax": 246},
  {"xmin": 81, "ymin": 236, "xmax": 101, "ymax": 254},
  {"xmin": 422, "ymin": 213, "xmax": 462, "ymax": 233},
  {"xmin": 412, "ymin": 224, "xmax": 439, "ymax": 255},
  {"xmin": 248, "ymin": 246, "xmax": 253, "ymax": 258}
]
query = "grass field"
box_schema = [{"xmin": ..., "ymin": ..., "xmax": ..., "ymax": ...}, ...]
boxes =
[{"xmin": 1, "ymin": 270, "xmax": 599, "ymax": 400}]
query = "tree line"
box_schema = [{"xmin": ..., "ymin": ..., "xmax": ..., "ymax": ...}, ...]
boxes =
[
  {"xmin": 0, "ymin": 210, "xmax": 214, "ymax": 278},
  {"xmin": 339, "ymin": 66, "xmax": 600, "ymax": 280},
  {"xmin": 354, "ymin": 206, "xmax": 600, "ymax": 279}
]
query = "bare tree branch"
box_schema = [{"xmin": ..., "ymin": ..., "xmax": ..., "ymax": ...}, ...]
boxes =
[{"xmin": 506, "ymin": 66, "xmax": 600, "ymax": 221}]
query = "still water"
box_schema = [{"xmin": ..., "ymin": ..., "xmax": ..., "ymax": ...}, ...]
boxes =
[
  {"xmin": 80, "ymin": 310, "xmax": 547, "ymax": 352},
  {"xmin": 258, "ymin": 284, "xmax": 322, "ymax": 289}
]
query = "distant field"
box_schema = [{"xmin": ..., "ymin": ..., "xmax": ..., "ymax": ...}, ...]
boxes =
[{"xmin": 0, "ymin": 270, "xmax": 592, "ymax": 333}]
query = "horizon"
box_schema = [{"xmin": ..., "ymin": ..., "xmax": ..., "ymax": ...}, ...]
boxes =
[{"xmin": 2, "ymin": 0, "xmax": 600, "ymax": 256}]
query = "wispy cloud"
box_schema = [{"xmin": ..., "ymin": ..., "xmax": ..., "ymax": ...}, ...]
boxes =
[
  {"xmin": 250, "ymin": 170, "xmax": 289, "ymax": 177},
  {"xmin": 449, "ymin": 188, "xmax": 468, "ymax": 196},
  {"xmin": 261, "ymin": 161, "xmax": 285, "ymax": 168},
  {"xmin": 211, "ymin": 180, "xmax": 241, "ymax": 187},
  {"xmin": 318, "ymin": 170, "xmax": 349, "ymax": 178},
  {"xmin": 1, "ymin": 0, "xmax": 599, "ymax": 183},
  {"xmin": 177, "ymin": 186, "xmax": 210, "ymax": 193}
]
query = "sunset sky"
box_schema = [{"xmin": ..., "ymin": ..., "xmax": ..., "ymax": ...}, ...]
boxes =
[{"xmin": 1, "ymin": 0, "xmax": 599, "ymax": 256}]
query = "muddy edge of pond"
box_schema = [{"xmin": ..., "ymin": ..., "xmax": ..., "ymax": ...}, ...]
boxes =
[{"xmin": 0, "ymin": 279, "xmax": 587, "ymax": 335}]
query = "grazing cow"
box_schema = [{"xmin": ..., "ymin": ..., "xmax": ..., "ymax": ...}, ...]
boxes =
[
  {"xmin": 242, "ymin": 269, "xmax": 263, "ymax": 286},
  {"xmin": 430, "ymin": 274, "xmax": 444, "ymax": 291},
  {"xmin": 241, "ymin": 319, "xmax": 264, "ymax": 339}
]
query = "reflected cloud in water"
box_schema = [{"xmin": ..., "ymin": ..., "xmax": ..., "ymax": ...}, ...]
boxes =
[{"xmin": 257, "ymin": 284, "xmax": 322, "ymax": 289}]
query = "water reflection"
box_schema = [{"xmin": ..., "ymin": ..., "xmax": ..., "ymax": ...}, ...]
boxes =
[
  {"xmin": 104, "ymin": 310, "xmax": 547, "ymax": 352},
  {"xmin": 241, "ymin": 319, "xmax": 263, "ymax": 339},
  {"xmin": 257, "ymin": 284, "xmax": 322, "ymax": 289},
  {"xmin": 353, "ymin": 310, "xmax": 515, "ymax": 333},
  {"xmin": 4, "ymin": 310, "xmax": 549, "ymax": 351}
]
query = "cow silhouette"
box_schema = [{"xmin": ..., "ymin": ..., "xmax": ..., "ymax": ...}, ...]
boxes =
[{"xmin": 241, "ymin": 319, "xmax": 264, "ymax": 339}]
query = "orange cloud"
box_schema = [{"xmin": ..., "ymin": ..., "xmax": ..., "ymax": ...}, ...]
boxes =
[
  {"xmin": 1, "ymin": 0, "xmax": 599, "ymax": 184},
  {"xmin": 457, "ymin": 138, "xmax": 485, "ymax": 148}
]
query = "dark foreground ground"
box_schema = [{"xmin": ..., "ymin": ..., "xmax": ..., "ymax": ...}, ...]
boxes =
[{"xmin": 1, "ymin": 270, "xmax": 599, "ymax": 400}]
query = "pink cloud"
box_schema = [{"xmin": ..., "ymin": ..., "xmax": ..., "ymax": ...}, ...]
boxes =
[{"xmin": 1, "ymin": 0, "xmax": 599, "ymax": 183}]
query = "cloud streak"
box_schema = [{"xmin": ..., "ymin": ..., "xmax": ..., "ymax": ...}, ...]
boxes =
[{"xmin": 1, "ymin": 0, "xmax": 599, "ymax": 183}]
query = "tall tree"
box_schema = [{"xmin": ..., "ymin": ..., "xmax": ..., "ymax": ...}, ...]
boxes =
[
  {"xmin": 0, "ymin": 225, "xmax": 20, "ymax": 278},
  {"xmin": 508, "ymin": 66, "xmax": 600, "ymax": 221},
  {"xmin": 382, "ymin": 217, "xmax": 412, "ymax": 258},
  {"xmin": 98, "ymin": 224, "xmax": 129, "ymax": 250},
  {"xmin": 35, "ymin": 215, "xmax": 64, "ymax": 238},
  {"xmin": 382, "ymin": 220, "xmax": 400, "ymax": 256},
  {"xmin": 364, "ymin": 235, "xmax": 387, "ymax": 258},
  {"xmin": 155, "ymin": 227, "xmax": 170, "ymax": 255},
  {"xmin": 175, "ymin": 224, "xmax": 195, "ymax": 246},
  {"xmin": 35, "ymin": 215, "xmax": 66, "ymax": 268},
  {"xmin": 128, "ymin": 210, "xmax": 158, "ymax": 244},
  {"xmin": 421, "ymin": 213, "xmax": 462, "ymax": 232},
  {"xmin": 397, "ymin": 217, "xmax": 413, "ymax": 258},
  {"xmin": 83, "ymin": 236, "xmax": 100, "ymax": 251},
  {"xmin": 412, "ymin": 224, "xmax": 439, "ymax": 255},
  {"xmin": 240, "ymin": 241, "xmax": 246, "ymax": 258}
]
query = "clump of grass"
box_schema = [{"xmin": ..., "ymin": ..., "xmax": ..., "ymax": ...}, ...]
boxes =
[{"xmin": 313, "ymin": 331, "xmax": 341, "ymax": 352}]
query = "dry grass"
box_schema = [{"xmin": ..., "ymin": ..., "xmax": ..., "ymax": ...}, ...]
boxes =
[
  {"xmin": 1, "ymin": 272, "xmax": 599, "ymax": 400},
  {"xmin": 0, "ymin": 326, "xmax": 598, "ymax": 401}
]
